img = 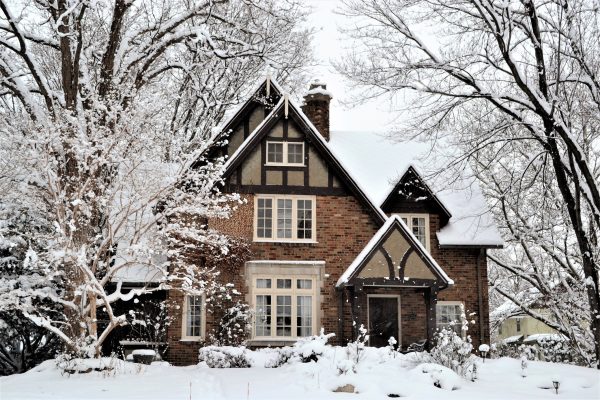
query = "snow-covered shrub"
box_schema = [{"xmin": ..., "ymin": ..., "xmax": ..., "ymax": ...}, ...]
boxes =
[
  {"xmin": 293, "ymin": 328, "xmax": 335, "ymax": 363},
  {"xmin": 387, "ymin": 336, "xmax": 398, "ymax": 358},
  {"xmin": 264, "ymin": 347, "xmax": 295, "ymax": 368},
  {"xmin": 209, "ymin": 301, "xmax": 252, "ymax": 346},
  {"xmin": 536, "ymin": 337, "xmax": 583, "ymax": 364},
  {"xmin": 429, "ymin": 328, "xmax": 474, "ymax": 377},
  {"xmin": 337, "ymin": 359, "xmax": 356, "ymax": 375},
  {"xmin": 198, "ymin": 346, "xmax": 251, "ymax": 368},
  {"xmin": 344, "ymin": 323, "xmax": 369, "ymax": 371},
  {"xmin": 520, "ymin": 355, "xmax": 528, "ymax": 378},
  {"xmin": 420, "ymin": 363, "xmax": 462, "ymax": 391}
]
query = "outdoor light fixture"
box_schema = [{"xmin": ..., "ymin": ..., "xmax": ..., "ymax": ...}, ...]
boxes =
[
  {"xmin": 478, "ymin": 344, "xmax": 490, "ymax": 363},
  {"xmin": 552, "ymin": 376, "xmax": 560, "ymax": 395}
]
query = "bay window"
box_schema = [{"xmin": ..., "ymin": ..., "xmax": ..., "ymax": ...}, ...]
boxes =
[
  {"xmin": 253, "ymin": 276, "xmax": 316, "ymax": 339},
  {"xmin": 254, "ymin": 195, "xmax": 316, "ymax": 242}
]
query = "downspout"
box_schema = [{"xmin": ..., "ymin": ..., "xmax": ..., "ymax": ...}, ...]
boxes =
[
  {"xmin": 337, "ymin": 287, "xmax": 345, "ymax": 345},
  {"xmin": 476, "ymin": 249, "xmax": 485, "ymax": 344}
]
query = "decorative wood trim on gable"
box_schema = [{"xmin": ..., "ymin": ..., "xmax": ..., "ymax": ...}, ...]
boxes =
[
  {"xmin": 337, "ymin": 215, "xmax": 453, "ymax": 289},
  {"xmin": 190, "ymin": 78, "xmax": 283, "ymax": 169},
  {"xmin": 381, "ymin": 166, "xmax": 452, "ymax": 227},
  {"xmin": 223, "ymin": 99, "xmax": 387, "ymax": 226}
]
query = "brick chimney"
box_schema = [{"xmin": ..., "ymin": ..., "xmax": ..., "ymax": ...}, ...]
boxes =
[{"xmin": 301, "ymin": 81, "xmax": 332, "ymax": 141}]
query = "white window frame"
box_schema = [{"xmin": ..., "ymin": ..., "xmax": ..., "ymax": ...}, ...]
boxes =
[
  {"xmin": 395, "ymin": 213, "xmax": 430, "ymax": 251},
  {"xmin": 265, "ymin": 141, "xmax": 305, "ymax": 166},
  {"xmin": 181, "ymin": 294, "xmax": 206, "ymax": 341},
  {"xmin": 252, "ymin": 275, "xmax": 317, "ymax": 340},
  {"xmin": 253, "ymin": 195, "xmax": 316, "ymax": 243},
  {"xmin": 436, "ymin": 301, "xmax": 465, "ymax": 338}
]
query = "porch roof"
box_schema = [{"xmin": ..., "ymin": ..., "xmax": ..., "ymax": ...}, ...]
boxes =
[{"xmin": 336, "ymin": 215, "xmax": 453, "ymax": 288}]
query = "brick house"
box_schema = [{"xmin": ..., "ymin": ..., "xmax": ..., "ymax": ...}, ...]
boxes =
[{"xmin": 165, "ymin": 77, "xmax": 503, "ymax": 365}]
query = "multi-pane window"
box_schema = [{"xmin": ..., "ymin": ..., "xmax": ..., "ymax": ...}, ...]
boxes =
[
  {"xmin": 257, "ymin": 198, "xmax": 273, "ymax": 238},
  {"xmin": 267, "ymin": 142, "xmax": 284, "ymax": 163},
  {"xmin": 436, "ymin": 302, "xmax": 463, "ymax": 337},
  {"xmin": 183, "ymin": 295, "xmax": 204, "ymax": 338},
  {"xmin": 253, "ymin": 276, "xmax": 316, "ymax": 339},
  {"xmin": 287, "ymin": 143, "xmax": 304, "ymax": 164},
  {"xmin": 277, "ymin": 199, "xmax": 293, "ymax": 239},
  {"xmin": 398, "ymin": 214, "xmax": 429, "ymax": 250},
  {"xmin": 516, "ymin": 318, "xmax": 521, "ymax": 332},
  {"xmin": 255, "ymin": 196, "xmax": 316, "ymax": 242},
  {"xmin": 266, "ymin": 141, "xmax": 305, "ymax": 166},
  {"xmin": 256, "ymin": 295, "xmax": 272, "ymax": 336},
  {"xmin": 297, "ymin": 296, "xmax": 312, "ymax": 337},
  {"xmin": 276, "ymin": 296, "xmax": 292, "ymax": 336},
  {"xmin": 297, "ymin": 199, "xmax": 313, "ymax": 239}
]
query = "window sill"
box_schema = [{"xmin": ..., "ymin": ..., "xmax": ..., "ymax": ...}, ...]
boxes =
[
  {"xmin": 253, "ymin": 239, "xmax": 318, "ymax": 245},
  {"xmin": 247, "ymin": 338, "xmax": 298, "ymax": 347},
  {"xmin": 179, "ymin": 338, "xmax": 203, "ymax": 343},
  {"xmin": 264, "ymin": 162, "xmax": 306, "ymax": 167}
]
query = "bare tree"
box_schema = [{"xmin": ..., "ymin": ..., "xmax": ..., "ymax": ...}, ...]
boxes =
[
  {"xmin": 0, "ymin": 0, "xmax": 311, "ymax": 358},
  {"xmin": 337, "ymin": 0, "xmax": 600, "ymax": 366}
]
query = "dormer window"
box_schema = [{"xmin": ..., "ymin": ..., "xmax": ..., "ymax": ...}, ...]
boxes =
[
  {"xmin": 266, "ymin": 141, "xmax": 304, "ymax": 166},
  {"xmin": 396, "ymin": 213, "xmax": 430, "ymax": 250}
]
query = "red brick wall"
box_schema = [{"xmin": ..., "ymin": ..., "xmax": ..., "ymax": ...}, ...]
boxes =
[
  {"xmin": 428, "ymin": 214, "xmax": 490, "ymax": 349},
  {"xmin": 165, "ymin": 193, "xmax": 380, "ymax": 363},
  {"xmin": 166, "ymin": 196, "xmax": 490, "ymax": 364}
]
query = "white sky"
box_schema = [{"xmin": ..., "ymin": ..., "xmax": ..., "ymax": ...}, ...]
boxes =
[{"xmin": 303, "ymin": 0, "xmax": 395, "ymax": 133}]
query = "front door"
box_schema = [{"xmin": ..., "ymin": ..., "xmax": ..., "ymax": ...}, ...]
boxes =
[{"xmin": 368, "ymin": 296, "xmax": 399, "ymax": 347}]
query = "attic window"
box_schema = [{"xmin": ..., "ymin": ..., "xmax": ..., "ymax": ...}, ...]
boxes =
[{"xmin": 266, "ymin": 141, "xmax": 304, "ymax": 166}]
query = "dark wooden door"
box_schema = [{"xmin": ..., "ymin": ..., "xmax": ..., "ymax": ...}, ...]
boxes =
[{"xmin": 368, "ymin": 297, "xmax": 399, "ymax": 348}]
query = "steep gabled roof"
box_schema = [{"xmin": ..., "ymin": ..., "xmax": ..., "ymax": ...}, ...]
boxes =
[
  {"xmin": 381, "ymin": 165, "xmax": 452, "ymax": 221},
  {"xmin": 223, "ymin": 97, "xmax": 387, "ymax": 225},
  {"xmin": 215, "ymin": 76, "xmax": 283, "ymax": 140},
  {"xmin": 190, "ymin": 76, "xmax": 282, "ymax": 169},
  {"xmin": 336, "ymin": 215, "xmax": 453, "ymax": 287},
  {"xmin": 328, "ymin": 131, "xmax": 504, "ymax": 248}
]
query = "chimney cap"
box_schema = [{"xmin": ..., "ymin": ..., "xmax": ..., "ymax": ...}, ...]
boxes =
[{"xmin": 305, "ymin": 79, "xmax": 332, "ymax": 101}]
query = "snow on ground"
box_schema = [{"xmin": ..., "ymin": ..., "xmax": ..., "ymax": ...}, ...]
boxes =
[{"xmin": 1, "ymin": 348, "xmax": 598, "ymax": 400}]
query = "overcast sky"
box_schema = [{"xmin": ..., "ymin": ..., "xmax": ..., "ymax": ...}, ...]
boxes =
[{"xmin": 303, "ymin": 0, "xmax": 394, "ymax": 133}]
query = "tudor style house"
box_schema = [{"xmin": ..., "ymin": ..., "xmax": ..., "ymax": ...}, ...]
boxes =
[{"xmin": 164, "ymin": 77, "xmax": 503, "ymax": 365}]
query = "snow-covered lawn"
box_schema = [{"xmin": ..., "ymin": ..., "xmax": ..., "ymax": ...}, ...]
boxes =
[{"xmin": 2, "ymin": 347, "xmax": 599, "ymax": 400}]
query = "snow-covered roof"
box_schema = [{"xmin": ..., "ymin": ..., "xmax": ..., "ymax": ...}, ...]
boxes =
[
  {"xmin": 224, "ymin": 97, "xmax": 388, "ymax": 224},
  {"xmin": 501, "ymin": 335, "xmax": 524, "ymax": 344},
  {"xmin": 328, "ymin": 131, "xmax": 503, "ymax": 247},
  {"xmin": 336, "ymin": 215, "xmax": 454, "ymax": 287},
  {"xmin": 523, "ymin": 334, "xmax": 567, "ymax": 343},
  {"xmin": 213, "ymin": 76, "xmax": 284, "ymax": 138}
]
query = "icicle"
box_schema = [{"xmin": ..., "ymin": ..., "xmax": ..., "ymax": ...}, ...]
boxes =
[
  {"xmin": 284, "ymin": 94, "xmax": 289, "ymax": 119},
  {"xmin": 266, "ymin": 73, "xmax": 271, "ymax": 97}
]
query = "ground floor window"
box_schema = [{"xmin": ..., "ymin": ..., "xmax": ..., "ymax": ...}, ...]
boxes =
[
  {"xmin": 181, "ymin": 294, "xmax": 205, "ymax": 340},
  {"xmin": 436, "ymin": 301, "xmax": 464, "ymax": 337},
  {"xmin": 253, "ymin": 276, "xmax": 316, "ymax": 339}
]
